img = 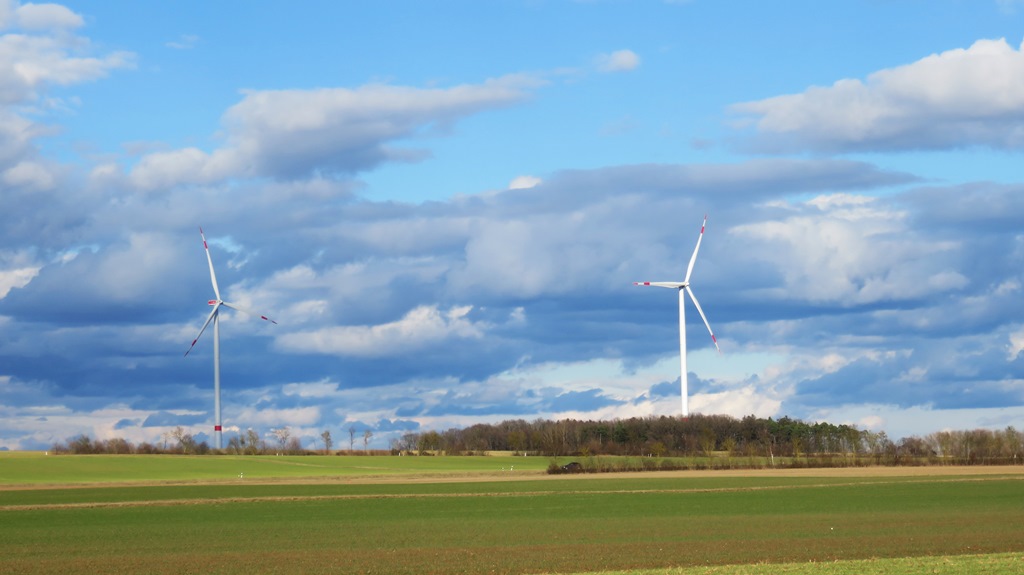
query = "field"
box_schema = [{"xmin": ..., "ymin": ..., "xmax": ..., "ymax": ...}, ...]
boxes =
[{"xmin": 1, "ymin": 453, "xmax": 1022, "ymax": 574}]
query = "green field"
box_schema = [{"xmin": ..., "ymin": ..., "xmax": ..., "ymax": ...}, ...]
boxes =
[
  {"xmin": 0, "ymin": 452, "xmax": 550, "ymax": 485},
  {"xmin": 1, "ymin": 453, "xmax": 1022, "ymax": 574}
]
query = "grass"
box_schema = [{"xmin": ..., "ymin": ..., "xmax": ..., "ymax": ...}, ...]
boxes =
[
  {"xmin": 0, "ymin": 452, "xmax": 547, "ymax": 485},
  {"xmin": 1, "ymin": 454, "xmax": 1022, "ymax": 574}
]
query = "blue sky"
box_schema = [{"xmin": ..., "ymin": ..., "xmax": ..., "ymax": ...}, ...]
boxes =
[{"xmin": 2, "ymin": 0, "xmax": 1024, "ymax": 450}]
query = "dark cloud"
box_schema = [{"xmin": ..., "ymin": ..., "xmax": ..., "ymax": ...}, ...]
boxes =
[
  {"xmin": 374, "ymin": 418, "xmax": 420, "ymax": 432},
  {"xmin": 648, "ymin": 381, "xmax": 678, "ymax": 398},
  {"xmin": 547, "ymin": 389, "xmax": 623, "ymax": 412}
]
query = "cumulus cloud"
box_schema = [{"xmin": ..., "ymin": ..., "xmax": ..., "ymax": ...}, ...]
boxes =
[
  {"xmin": 3, "ymin": 160, "xmax": 55, "ymax": 189},
  {"xmin": 1010, "ymin": 327, "xmax": 1024, "ymax": 360},
  {"xmin": 0, "ymin": 26, "xmax": 133, "ymax": 105},
  {"xmin": 0, "ymin": 109, "xmax": 38, "ymax": 166},
  {"xmin": 0, "ymin": 1, "xmax": 133, "ymax": 256},
  {"xmin": 9, "ymin": 153, "xmax": 1014, "ymax": 451},
  {"xmin": 595, "ymin": 49, "xmax": 640, "ymax": 72},
  {"xmin": 730, "ymin": 194, "xmax": 967, "ymax": 304},
  {"xmin": 508, "ymin": 175, "xmax": 541, "ymax": 189},
  {"xmin": 732, "ymin": 37, "xmax": 1024, "ymax": 152},
  {"xmin": 692, "ymin": 384, "xmax": 782, "ymax": 418},
  {"xmin": 276, "ymin": 305, "xmax": 487, "ymax": 357},
  {"xmin": 0, "ymin": 1, "xmax": 83, "ymax": 30},
  {"xmin": 122, "ymin": 78, "xmax": 534, "ymax": 189},
  {"xmin": 0, "ymin": 249, "xmax": 38, "ymax": 298},
  {"xmin": 6, "ymin": 17, "xmax": 1024, "ymax": 451},
  {"xmin": 7, "ymin": 160, "xmax": 1024, "ymax": 448}
]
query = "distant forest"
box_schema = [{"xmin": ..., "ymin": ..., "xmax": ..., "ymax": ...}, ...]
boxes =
[
  {"xmin": 50, "ymin": 414, "xmax": 1024, "ymax": 467},
  {"xmin": 391, "ymin": 414, "xmax": 1023, "ymax": 466}
]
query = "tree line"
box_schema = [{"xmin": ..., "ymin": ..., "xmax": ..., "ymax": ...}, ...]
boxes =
[
  {"xmin": 391, "ymin": 414, "xmax": 1024, "ymax": 466},
  {"xmin": 49, "ymin": 425, "xmax": 387, "ymax": 456},
  {"xmin": 48, "ymin": 414, "xmax": 1024, "ymax": 466}
]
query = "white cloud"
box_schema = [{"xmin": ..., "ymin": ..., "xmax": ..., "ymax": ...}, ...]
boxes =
[
  {"xmin": 0, "ymin": 109, "xmax": 40, "ymax": 166},
  {"xmin": 0, "ymin": 266, "xmax": 37, "ymax": 299},
  {"xmin": 0, "ymin": 1, "xmax": 83, "ymax": 30},
  {"xmin": 508, "ymin": 175, "xmax": 541, "ymax": 189},
  {"xmin": 733, "ymin": 37, "xmax": 1024, "ymax": 152},
  {"xmin": 692, "ymin": 385, "xmax": 782, "ymax": 419},
  {"xmin": 0, "ymin": 248, "xmax": 39, "ymax": 298},
  {"xmin": 3, "ymin": 159, "xmax": 54, "ymax": 189},
  {"xmin": 0, "ymin": 33, "xmax": 134, "ymax": 104},
  {"xmin": 595, "ymin": 49, "xmax": 640, "ymax": 72},
  {"xmin": 120, "ymin": 77, "xmax": 534, "ymax": 189},
  {"xmin": 127, "ymin": 147, "xmax": 236, "ymax": 191},
  {"xmin": 448, "ymin": 204, "xmax": 645, "ymax": 299},
  {"xmin": 276, "ymin": 305, "xmax": 487, "ymax": 357},
  {"xmin": 730, "ymin": 194, "xmax": 967, "ymax": 304},
  {"xmin": 858, "ymin": 415, "xmax": 886, "ymax": 430},
  {"xmin": 1009, "ymin": 327, "xmax": 1024, "ymax": 360}
]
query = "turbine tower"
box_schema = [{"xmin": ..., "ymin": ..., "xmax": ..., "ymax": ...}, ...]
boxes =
[
  {"xmin": 185, "ymin": 227, "xmax": 276, "ymax": 450},
  {"xmin": 634, "ymin": 215, "xmax": 720, "ymax": 418}
]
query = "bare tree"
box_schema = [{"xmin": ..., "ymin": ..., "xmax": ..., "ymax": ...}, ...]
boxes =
[
  {"xmin": 349, "ymin": 426, "xmax": 356, "ymax": 451},
  {"xmin": 271, "ymin": 427, "xmax": 291, "ymax": 455},
  {"xmin": 244, "ymin": 428, "xmax": 264, "ymax": 455},
  {"xmin": 363, "ymin": 429, "xmax": 373, "ymax": 451},
  {"xmin": 321, "ymin": 430, "xmax": 333, "ymax": 454},
  {"xmin": 170, "ymin": 426, "xmax": 196, "ymax": 454}
]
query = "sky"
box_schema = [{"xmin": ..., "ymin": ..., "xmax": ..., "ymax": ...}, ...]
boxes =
[{"xmin": 2, "ymin": 0, "xmax": 1024, "ymax": 450}]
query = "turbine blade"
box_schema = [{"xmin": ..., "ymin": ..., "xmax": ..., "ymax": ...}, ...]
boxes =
[
  {"xmin": 684, "ymin": 215, "xmax": 707, "ymax": 284},
  {"xmin": 185, "ymin": 305, "xmax": 220, "ymax": 357},
  {"xmin": 200, "ymin": 227, "xmax": 222, "ymax": 301},
  {"xmin": 220, "ymin": 301, "xmax": 278, "ymax": 324},
  {"xmin": 634, "ymin": 281, "xmax": 684, "ymax": 289},
  {"xmin": 685, "ymin": 286, "xmax": 720, "ymax": 353}
]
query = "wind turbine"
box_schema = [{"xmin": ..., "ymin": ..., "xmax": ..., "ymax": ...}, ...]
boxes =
[
  {"xmin": 634, "ymin": 215, "xmax": 720, "ymax": 418},
  {"xmin": 185, "ymin": 227, "xmax": 276, "ymax": 450}
]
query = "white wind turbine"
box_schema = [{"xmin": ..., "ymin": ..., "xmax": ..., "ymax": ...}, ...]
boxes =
[
  {"xmin": 185, "ymin": 227, "xmax": 277, "ymax": 450},
  {"xmin": 634, "ymin": 215, "xmax": 720, "ymax": 418}
]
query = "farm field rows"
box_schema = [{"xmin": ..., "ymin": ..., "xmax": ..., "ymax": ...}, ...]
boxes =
[{"xmin": 1, "ymin": 453, "xmax": 1022, "ymax": 574}]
